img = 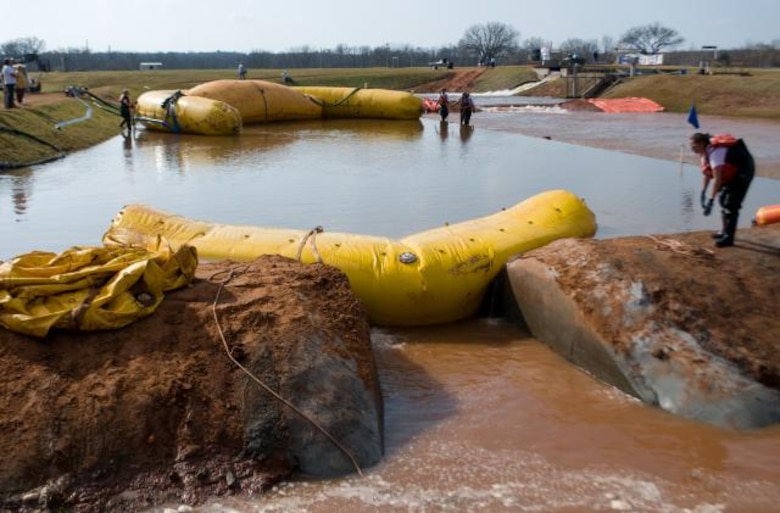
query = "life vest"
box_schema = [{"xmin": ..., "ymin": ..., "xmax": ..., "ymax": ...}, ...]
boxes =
[{"xmin": 700, "ymin": 133, "xmax": 745, "ymax": 183}]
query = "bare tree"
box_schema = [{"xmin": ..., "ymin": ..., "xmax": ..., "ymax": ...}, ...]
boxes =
[
  {"xmin": 559, "ymin": 38, "xmax": 599, "ymax": 62},
  {"xmin": 521, "ymin": 36, "xmax": 547, "ymax": 63},
  {"xmin": 458, "ymin": 22, "xmax": 519, "ymax": 64},
  {"xmin": 619, "ymin": 22, "xmax": 684, "ymax": 54},
  {"xmin": 1, "ymin": 36, "xmax": 46, "ymax": 59}
]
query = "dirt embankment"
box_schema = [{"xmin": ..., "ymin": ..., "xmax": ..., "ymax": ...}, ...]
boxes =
[
  {"xmin": 0, "ymin": 256, "xmax": 381, "ymax": 512},
  {"xmin": 410, "ymin": 68, "xmax": 488, "ymax": 93}
]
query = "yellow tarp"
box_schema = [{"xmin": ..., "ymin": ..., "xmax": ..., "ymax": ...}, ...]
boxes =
[{"xmin": 0, "ymin": 242, "xmax": 198, "ymax": 338}]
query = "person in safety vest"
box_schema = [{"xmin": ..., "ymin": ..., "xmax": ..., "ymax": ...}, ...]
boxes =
[{"xmin": 689, "ymin": 132, "xmax": 755, "ymax": 247}]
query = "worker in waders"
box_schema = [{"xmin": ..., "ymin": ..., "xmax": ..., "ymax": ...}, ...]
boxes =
[
  {"xmin": 690, "ymin": 132, "xmax": 755, "ymax": 247},
  {"xmin": 119, "ymin": 89, "xmax": 134, "ymax": 136},
  {"xmin": 437, "ymin": 89, "xmax": 449, "ymax": 122}
]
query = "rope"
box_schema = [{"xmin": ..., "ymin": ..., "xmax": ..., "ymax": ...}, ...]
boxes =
[
  {"xmin": 645, "ymin": 235, "xmax": 715, "ymax": 259},
  {"xmin": 249, "ymin": 83, "xmax": 270, "ymax": 122},
  {"xmin": 83, "ymin": 91, "xmax": 122, "ymax": 116},
  {"xmin": 209, "ymin": 267, "xmax": 365, "ymax": 477},
  {"xmin": 260, "ymin": 89, "xmax": 268, "ymax": 123},
  {"xmin": 160, "ymin": 91, "xmax": 185, "ymax": 133},
  {"xmin": 304, "ymin": 87, "xmax": 363, "ymax": 108},
  {"xmin": 295, "ymin": 226, "xmax": 324, "ymax": 263}
]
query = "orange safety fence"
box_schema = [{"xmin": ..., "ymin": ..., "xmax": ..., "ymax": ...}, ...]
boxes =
[
  {"xmin": 422, "ymin": 97, "xmax": 439, "ymax": 113},
  {"xmin": 587, "ymin": 97, "xmax": 665, "ymax": 113}
]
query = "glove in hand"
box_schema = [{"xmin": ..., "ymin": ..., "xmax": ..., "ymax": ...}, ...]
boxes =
[{"xmin": 703, "ymin": 198, "xmax": 714, "ymax": 216}]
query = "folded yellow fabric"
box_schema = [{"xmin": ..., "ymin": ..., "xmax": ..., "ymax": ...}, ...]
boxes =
[{"xmin": 0, "ymin": 242, "xmax": 197, "ymax": 338}]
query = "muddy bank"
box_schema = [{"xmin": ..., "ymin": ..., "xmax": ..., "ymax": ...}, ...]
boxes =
[
  {"xmin": 0, "ymin": 256, "xmax": 382, "ymax": 512},
  {"xmin": 505, "ymin": 225, "xmax": 780, "ymax": 429}
]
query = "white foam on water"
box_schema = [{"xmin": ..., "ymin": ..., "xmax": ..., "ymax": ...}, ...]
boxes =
[
  {"xmin": 479, "ymin": 105, "xmax": 569, "ymax": 114},
  {"xmin": 180, "ymin": 439, "xmax": 728, "ymax": 513}
]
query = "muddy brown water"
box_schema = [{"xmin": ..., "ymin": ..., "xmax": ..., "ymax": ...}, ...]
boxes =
[{"xmin": 2, "ymin": 99, "xmax": 780, "ymax": 512}]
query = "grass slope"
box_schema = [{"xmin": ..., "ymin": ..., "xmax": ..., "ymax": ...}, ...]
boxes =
[{"xmin": 2, "ymin": 66, "xmax": 778, "ymax": 169}]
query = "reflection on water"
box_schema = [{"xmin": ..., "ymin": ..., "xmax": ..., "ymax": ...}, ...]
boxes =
[
  {"xmin": 3, "ymin": 112, "xmax": 780, "ymax": 261},
  {"xmin": 4, "ymin": 106, "xmax": 780, "ymax": 512},
  {"xmin": 2, "ymin": 167, "xmax": 34, "ymax": 217}
]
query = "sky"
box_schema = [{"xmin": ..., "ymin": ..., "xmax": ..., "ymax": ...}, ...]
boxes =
[{"xmin": 5, "ymin": 0, "xmax": 778, "ymax": 54}]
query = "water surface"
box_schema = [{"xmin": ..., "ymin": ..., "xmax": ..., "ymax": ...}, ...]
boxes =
[
  {"xmin": 3, "ymin": 104, "xmax": 780, "ymax": 512},
  {"xmin": 3, "ymin": 112, "xmax": 779, "ymax": 261}
]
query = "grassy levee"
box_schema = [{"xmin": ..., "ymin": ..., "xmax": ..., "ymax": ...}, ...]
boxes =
[
  {"xmin": 0, "ymin": 99, "xmax": 121, "ymax": 169},
  {"xmin": 1, "ymin": 66, "xmax": 778, "ymax": 169},
  {"xmin": 602, "ymin": 69, "xmax": 780, "ymax": 121},
  {"xmin": 521, "ymin": 67, "xmax": 780, "ymax": 121}
]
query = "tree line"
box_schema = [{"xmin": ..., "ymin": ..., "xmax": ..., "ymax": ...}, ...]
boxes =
[{"xmin": 3, "ymin": 24, "xmax": 779, "ymax": 72}]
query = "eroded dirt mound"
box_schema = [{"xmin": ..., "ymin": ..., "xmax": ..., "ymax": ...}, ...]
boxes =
[
  {"xmin": 524, "ymin": 226, "xmax": 780, "ymax": 388},
  {"xmin": 0, "ymin": 255, "xmax": 377, "ymax": 512}
]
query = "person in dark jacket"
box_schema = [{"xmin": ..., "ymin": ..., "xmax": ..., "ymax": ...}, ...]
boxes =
[
  {"xmin": 459, "ymin": 91, "xmax": 475, "ymax": 126},
  {"xmin": 437, "ymin": 89, "xmax": 449, "ymax": 122},
  {"xmin": 118, "ymin": 89, "xmax": 134, "ymax": 135},
  {"xmin": 689, "ymin": 132, "xmax": 755, "ymax": 247}
]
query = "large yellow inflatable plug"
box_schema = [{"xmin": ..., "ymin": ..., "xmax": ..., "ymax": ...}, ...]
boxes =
[
  {"xmin": 101, "ymin": 189, "xmax": 597, "ymax": 326},
  {"xmin": 0, "ymin": 242, "xmax": 197, "ymax": 338}
]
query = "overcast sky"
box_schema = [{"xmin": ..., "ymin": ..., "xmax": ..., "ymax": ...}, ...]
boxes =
[{"xmin": 6, "ymin": 0, "xmax": 778, "ymax": 54}]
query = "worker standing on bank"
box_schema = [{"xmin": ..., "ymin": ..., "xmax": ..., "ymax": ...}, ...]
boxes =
[
  {"xmin": 689, "ymin": 132, "xmax": 755, "ymax": 247},
  {"xmin": 14, "ymin": 62, "xmax": 28, "ymax": 105},
  {"xmin": 2, "ymin": 58, "xmax": 17, "ymax": 109}
]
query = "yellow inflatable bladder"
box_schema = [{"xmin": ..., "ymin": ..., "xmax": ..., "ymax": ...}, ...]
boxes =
[
  {"xmin": 294, "ymin": 86, "xmax": 423, "ymax": 120},
  {"xmin": 102, "ymin": 190, "xmax": 596, "ymax": 326},
  {"xmin": 187, "ymin": 79, "xmax": 323, "ymax": 124},
  {"xmin": 135, "ymin": 90, "xmax": 242, "ymax": 136},
  {"xmin": 0, "ymin": 242, "xmax": 198, "ymax": 338}
]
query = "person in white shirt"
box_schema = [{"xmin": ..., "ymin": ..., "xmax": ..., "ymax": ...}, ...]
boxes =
[{"xmin": 2, "ymin": 58, "xmax": 18, "ymax": 109}]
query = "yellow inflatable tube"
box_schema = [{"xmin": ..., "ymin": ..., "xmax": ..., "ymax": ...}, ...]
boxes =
[
  {"xmin": 294, "ymin": 86, "xmax": 423, "ymax": 120},
  {"xmin": 187, "ymin": 80, "xmax": 323, "ymax": 123},
  {"xmin": 102, "ymin": 190, "xmax": 596, "ymax": 326},
  {"xmin": 135, "ymin": 89, "xmax": 242, "ymax": 135}
]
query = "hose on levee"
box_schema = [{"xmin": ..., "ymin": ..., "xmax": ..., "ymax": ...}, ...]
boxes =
[
  {"xmin": 54, "ymin": 87, "xmax": 95, "ymax": 130},
  {"xmin": 55, "ymin": 86, "xmax": 128, "ymax": 129}
]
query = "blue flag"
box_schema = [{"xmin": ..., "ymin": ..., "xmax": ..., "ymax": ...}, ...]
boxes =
[{"xmin": 687, "ymin": 104, "xmax": 700, "ymax": 129}]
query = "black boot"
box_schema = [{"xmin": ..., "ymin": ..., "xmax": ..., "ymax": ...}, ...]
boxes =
[
  {"xmin": 715, "ymin": 211, "xmax": 738, "ymax": 247},
  {"xmin": 711, "ymin": 212, "xmax": 727, "ymax": 239}
]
